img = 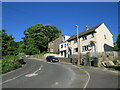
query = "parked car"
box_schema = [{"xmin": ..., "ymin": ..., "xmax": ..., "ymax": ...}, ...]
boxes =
[
  {"xmin": 46, "ymin": 56, "xmax": 59, "ymax": 62},
  {"xmin": 25, "ymin": 55, "xmax": 29, "ymax": 58}
]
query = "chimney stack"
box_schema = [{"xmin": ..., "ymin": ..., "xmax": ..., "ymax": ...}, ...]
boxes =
[{"xmin": 86, "ymin": 26, "xmax": 90, "ymax": 31}]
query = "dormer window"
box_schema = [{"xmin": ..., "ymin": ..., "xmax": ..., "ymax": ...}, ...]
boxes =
[{"xmin": 82, "ymin": 36, "xmax": 87, "ymax": 40}]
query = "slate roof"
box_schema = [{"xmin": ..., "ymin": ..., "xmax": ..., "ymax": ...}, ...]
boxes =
[{"xmin": 67, "ymin": 23, "xmax": 102, "ymax": 41}]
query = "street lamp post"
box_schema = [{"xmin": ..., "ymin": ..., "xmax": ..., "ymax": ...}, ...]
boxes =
[{"xmin": 74, "ymin": 25, "xmax": 80, "ymax": 65}]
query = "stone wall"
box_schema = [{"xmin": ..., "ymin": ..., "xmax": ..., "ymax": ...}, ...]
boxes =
[
  {"xmin": 29, "ymin": 54, "xmax": 45, "ymax": 59},
  {"xmin": 89, "ymin": 51, "xmax": 120, "ymax": 59},
  {"xmin": 68, "ymin": 51, "xmax": 120, "ymax": 66},
  {"xmin": 57, "ymin": 57, "xmax": 78, "ymax": 65},
  {"xmin": 28, "ymin": 51, "xmax": 120, "ymax": 67},
  {"xmin": 87, "ymin": 51, "xmax": 120, "ymax": 66}
]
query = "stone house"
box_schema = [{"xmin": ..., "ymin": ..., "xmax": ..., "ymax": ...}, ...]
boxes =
[{"xmin": 47, "ymin": 34, "xmax": 63, "ymax": 53}]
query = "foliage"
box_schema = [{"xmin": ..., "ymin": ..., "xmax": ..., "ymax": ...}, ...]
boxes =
[
  {"xmin": 22, "ymin": 24, "xmax": 61, "ymax": 55},
  {"xmin": 1, "ymin": 24, "xmax": 61, "ymax": 73},
  {"xmin": 1, "ymin": 53, "xmax": 25, "ymax": 74},
  {"xmin": 113, "ymin": 44, "xmax": 120, "ymax": 51},
  {"xmin": 16, "ymin": 41, "xmax": 26, "ymax": 54},
  {"xmin": 1, "ymin": 29, "xmax": 19, "ymax": 56},
  {"xmin": 116, "ymin": 34, "xmax": 120, "ymax": 50}
]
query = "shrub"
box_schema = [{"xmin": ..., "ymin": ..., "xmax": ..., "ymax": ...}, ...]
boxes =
[{"xmin": 1, "ymin": 54, "xmax": 25, "ymax": 74}]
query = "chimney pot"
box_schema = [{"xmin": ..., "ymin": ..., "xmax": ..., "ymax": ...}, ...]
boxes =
[{"xmin": 86, "ymin": 26, "xmax": 90, "ymax": 30}]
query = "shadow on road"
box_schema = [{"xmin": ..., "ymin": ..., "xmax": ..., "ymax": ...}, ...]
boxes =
[{"xmin": 105, "ymin": 66, "xmax": 120, "ymax": 71}]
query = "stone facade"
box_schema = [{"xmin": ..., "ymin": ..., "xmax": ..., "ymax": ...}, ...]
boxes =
[{"xmin": 47, "ymin": 34, "xmax": 63, "ymax": 53}]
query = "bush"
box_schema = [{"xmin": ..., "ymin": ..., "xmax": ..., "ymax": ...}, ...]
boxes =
[
  {"xmin": 2, "ymin": 62, "xmax": 14, "ymax": 73},
  {"xmin": 1, "ymin": 53, "xmax": 25, "ymax": 74}
]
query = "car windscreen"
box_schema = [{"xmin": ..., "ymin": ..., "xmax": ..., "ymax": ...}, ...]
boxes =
[
  {"xmin": 48, "ymin": 56, "xmax": 55, "ymax": 58},
  {"xmin": 51, "ymin": 56, "xmax": 55, "ymax": 58}
]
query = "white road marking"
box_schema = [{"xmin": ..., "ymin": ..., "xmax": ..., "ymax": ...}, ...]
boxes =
[
  {"xmin": 55, "ymin": 82, "xmax": 59, "ymax": 85},
  {"xmin": 82, "ymin": 69, "xmax": 90, "ymax": 89},
  {"xmin": 25, "ymin": 65, "xmax": 43, "ymax": 77},
  {"xmin": 72, "ymin": 65, "xmax": 90, "ymax": 89},
  {"xmin": 25, "ymin": 73, "xmax": 38, "ymax": 77}
]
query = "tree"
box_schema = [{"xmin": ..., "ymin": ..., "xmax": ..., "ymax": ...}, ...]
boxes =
[
  {"xmin": 16, "ymin": 41, "xmax": 26, "ymax": 54},
  {"xmin": 22, "ymin": 24, "xmax": 61, "ymax": 54},
  {"xmin": 1, "ymin": 29, "xmax": 19, "ymax": 56},
  {"xmin": 116, "ymin": 34, "xmax": 120, "ymax": 49},
  {"xmin": 114, "ymin": 44, "xmax": 120, "ymax": 51}
]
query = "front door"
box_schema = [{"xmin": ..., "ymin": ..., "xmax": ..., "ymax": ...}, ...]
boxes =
[{"xmin": 64, "ymin": 50, "xmax": 66, "ymax": 57}]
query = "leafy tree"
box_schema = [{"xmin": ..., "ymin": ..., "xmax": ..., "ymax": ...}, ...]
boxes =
[
  {"xmin": 16, "ymin": 41, "xmax": 25, "ymax": 54},
  {"xmin": 1, "ymin": 29, "xmax": 19, "ymax": 56},
  {"xmin": 116, "ymin": 34, "xmax": 120, "ymax": 50},
  {"xmin": 22, "ymin": 24, "xmax": 61, "ymax": 54},
  {"xmin": 114, "ymin": 44, "xmax": 120, "ymax": 51}
]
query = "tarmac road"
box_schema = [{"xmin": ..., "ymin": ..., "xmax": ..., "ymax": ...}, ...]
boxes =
[
  {"xmin": 2, "ymin": 58, "xmax": 88, "ymax": 88},
  {"xmin": 1, "ymin": 58, "xmax": 119, "ymax": 89}
]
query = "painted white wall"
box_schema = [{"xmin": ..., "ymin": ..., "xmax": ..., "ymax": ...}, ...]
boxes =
[
  {"xmin": 62, "ymin": 35, "xmax": 71, "ymax": 41},
  {"xmin": 59, "ymin": 41, "xmax": 69, "ymax": 58},
  {"xmin": 95, "ymin": 23, "xmax": 114, "ymax": 52},
  {"xmin": 68, "ymin": 23, "xmax": 114, "ymax": 55},
  {"xmin": 68, "ymin": 39, "xmax": 78, "ymax": 55},
  {"xmin": 59, "ymin": 35, "xmax": 70, "ymax": 58},
  {"xmin": 79, "ymin": 32, "xmax": 97, "ymax": 54}
]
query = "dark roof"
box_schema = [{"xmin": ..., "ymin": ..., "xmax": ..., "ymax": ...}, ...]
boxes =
[{"xmin": 67, "ymin": 23, "xmax": 102, "ymax": 41}]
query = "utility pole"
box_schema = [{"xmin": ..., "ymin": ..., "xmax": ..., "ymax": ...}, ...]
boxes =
[{"xmin": 74, "ymin": 25, "xmax": 81, "ymax": 65}]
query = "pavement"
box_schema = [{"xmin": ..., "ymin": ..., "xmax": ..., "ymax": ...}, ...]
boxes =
[{"xmin": 1, "ymin": 58, "xmax": 119, "ymax": 89}]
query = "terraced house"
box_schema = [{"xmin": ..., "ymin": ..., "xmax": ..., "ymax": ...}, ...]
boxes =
[{"xmin": 67, "ymin": 23, "xmax": 114, "ymax": 56}]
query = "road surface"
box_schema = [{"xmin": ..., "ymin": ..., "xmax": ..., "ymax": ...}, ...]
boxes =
[{"xmin": 1, "ymin": 58, "xmax": 119, "ymax": 89}]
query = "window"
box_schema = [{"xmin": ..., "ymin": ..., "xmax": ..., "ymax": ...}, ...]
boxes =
[
  {"xmin": 74, "ymin": 48, "xmax": 78, "ymax": 52},
  {"xmin": 104, "ymin": 35, "xmax": 107, "ymax": 39},
  {"xmin": 91, "ymin": 33, "xmax": 94, "ymax": 38},
  {"xmin": 64, "ymin": 36, "xmax": 65, "ymax": 40},
  {"xmin": 61, "ymin": 45, "xmax": 63, "ymax": 48},
  {"xmin": 61, "ymin": 51, "xmax": 63, "ymax": 56},
  {"xmin": 65, "ymin": 43, "xmax": 66, "ymax": 48},
  {"xmin": 82, "ymin": 45, "xmax": 89, "ymax": 52},
  {"xmin": 82, "ymin": 36, "xmax": 87, "ymax": 40}
]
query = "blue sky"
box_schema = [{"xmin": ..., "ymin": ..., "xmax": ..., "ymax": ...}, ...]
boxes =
[{"xmin": 2, "ymin": 2, "xmax": 118, "ymax": 42}]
